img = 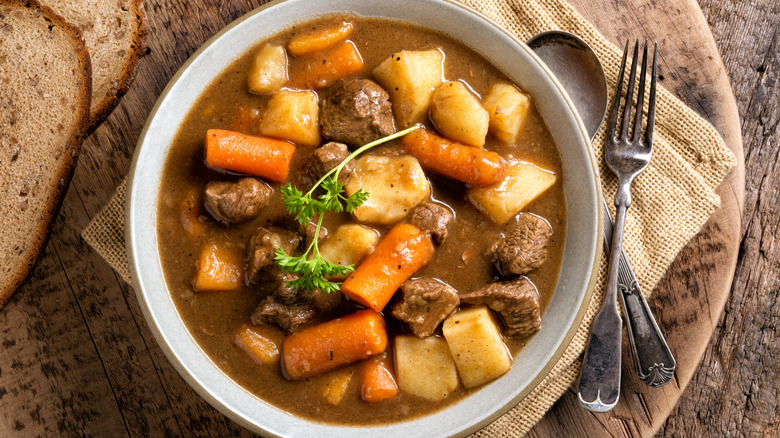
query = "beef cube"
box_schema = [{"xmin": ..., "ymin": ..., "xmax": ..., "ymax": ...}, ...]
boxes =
[
  {"xmin": 251, "ymin": 273, "xmax": 345, "ymax": 332},
  {"xmin": 246, "ymin": 227, "xmax": 301, "ymax": 285},
  {"xmin": 391, "ymin": 278, "xmax": 460, "ymax": 338},
  {"xmin": 252, "ymin": 298, "xmax": 316, "ymax": 332},
  {"xmin": 251, "ymin": 274, "xmax": 316, "ymax": 332},
  {"xmin": 203, "ymin": 178, "xmax": 272, "ymax": 224},
  {"xmin": 310, "ymin": 285, "xmax": 345, "ymax": 316},
  {"xmin": 491, "ymin": 213, "xmax": 552, "ymax": 276},
  {"xmin": 298, "ymin": 141, "xmax": 351, "ymax": 193},
  {"xmin": 301, "ymin": 220, "xmax": 328, "ymax": 249},
  {"xmin": 319, "ymin": 78, "xmax": 395, "ymax": 146},
  {"xmin": 409, "ymin": 201, "xmax": 453, "ymax": 245},
  {"xmin": 460, "ymin": 277, "xmax": 541, "ymax": 338}
]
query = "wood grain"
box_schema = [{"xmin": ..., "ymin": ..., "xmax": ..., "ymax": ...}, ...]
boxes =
[
  {"xmin": 527, "ymin": 0, "xmax": 747, "ymax": 436},
  {"xmin": 529, "ymin": 0, "xmax": 777, "ymax": 437},
  {"xmin": 0, "ymin": 0, "xmax": 776, "ymax": 436},
  {"xmin": 661, "ymin": 0, "xmax": 779, "ymax": 436}
]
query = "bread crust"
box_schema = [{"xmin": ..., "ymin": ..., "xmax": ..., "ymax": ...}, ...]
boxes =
[
  {"xmin": 83, "ymin": 0, "xmax": 147, "ymax": 134},
  {"xmin": 0, "ymin": 0, "xmax": 92, "ymax": 307}
]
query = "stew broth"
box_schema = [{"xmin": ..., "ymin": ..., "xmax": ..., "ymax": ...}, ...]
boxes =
[{"xmin": 157, "ymin": 16, "xmax": 565, "ymax": 425}]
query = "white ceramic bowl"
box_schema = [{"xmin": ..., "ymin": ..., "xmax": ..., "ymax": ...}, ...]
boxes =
[{"xmin": 126, "ymin": 0, "xmax": 603, "ymax": 436}]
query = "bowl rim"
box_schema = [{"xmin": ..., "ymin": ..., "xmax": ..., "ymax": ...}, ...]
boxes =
[{"xmin": 125, "ymin": 0, "xmax": 603, "ymax": 436}]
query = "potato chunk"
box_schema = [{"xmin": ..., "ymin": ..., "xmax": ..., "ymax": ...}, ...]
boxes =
[
  {"xmin": 345, "ymin": 154, "xmax": 430, "ymax": 225},
  {"xmin": 259, "ymin": 89, "xmax": 320, "ymax": 146},
  {"xmin": 394, "ymin": 335, "xmax": 459, "ymax": 401},
  {"xmin": 373, "ymin": 50, "xmax": 444, "ymax": 127},
  {"xmin": 247, "ymin": 44, "xmax": 288, "ymax": 94},
  {"xmin": 430, "ymin": 81, "xmax": 489, "ymax": 147},
  {"xmin": 468, "ymin": 161, "xmax": 557, "ymax": 225},
  {"xmin": 482, "ymin": 83, "xmax": 532, "ymax": 144},
  {"xmin": 319, "ymin": 224, "xmax": 380, "ymax": 280},
  {"xmin": 193, "ymin": 242, "xmax": 244, "ymax": 292},
  {"xmin": 234, "ymin": 323, "xmax": 282, "ymax": 365},
  {"xmin": 442, "ymin": 306, "xmax": 512, "ymax": 388}
]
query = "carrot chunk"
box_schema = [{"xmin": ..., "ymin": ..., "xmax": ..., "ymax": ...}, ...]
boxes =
[
  {"xmin": 283, "ymin": 309, "xmax": 388, "ymax": 379},
  {"xmin": 297, "ymin": 40, "xmax": 364, "ymax": 89},
  {"xmin": 205, "ymin": 129, "xmax": 295, "ymax": 182},
  {"xmin": 340, "ymin": 223, "xmax": 435, "ymax": 312},
  {"xmin": 192, "ymin": 242, "xmax": 243, "ymax": 292},
  {"xmin": 321, "ymin": 368, "xmax": 354, "ymax": 406},
  {"xmin": 401, "ymin": 128, "xmax": 506, "ymax": 187},
  {"xmin": 179, "ymin": 188, "xmax": 206, "ymax": 238},
  {"xmin": 229, "ymin": 107, "xmax": 260, "ymax": 135},
  {"xmin": 361, "ymin": 353, "xmax": 399, "ymax": 402},
  {"xmin": 288, "ymin": 21, "xmax": 354, "ymax": 56}
]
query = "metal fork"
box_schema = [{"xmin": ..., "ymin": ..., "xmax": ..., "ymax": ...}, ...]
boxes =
[{"xmin": 578, "ymin": 40, "xmax": 659, "ymax": 412}]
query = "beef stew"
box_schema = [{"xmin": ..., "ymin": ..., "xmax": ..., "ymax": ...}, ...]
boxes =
[{"xmin": 156, "ymin": 15, "xmax": 566, "ymax": 425}]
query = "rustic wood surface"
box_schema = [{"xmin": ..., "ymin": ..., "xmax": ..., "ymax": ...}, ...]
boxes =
[
  {"xmin": 0, "ymin": 0, "xmax": 775, "ymax": 437},
  {"xmin": 531, "ymin": 0, "xmax": 773, "ymax": 436}
]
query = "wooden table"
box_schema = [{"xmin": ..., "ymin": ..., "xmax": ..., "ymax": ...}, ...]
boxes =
[{"xmin": 1, "ymin": 0, "xmax": 776, "ymax": 436}]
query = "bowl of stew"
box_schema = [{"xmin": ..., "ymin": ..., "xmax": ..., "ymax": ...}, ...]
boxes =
[{"xmin": 126, "ymin": 0, "xmax": 603, "ymax": 436}]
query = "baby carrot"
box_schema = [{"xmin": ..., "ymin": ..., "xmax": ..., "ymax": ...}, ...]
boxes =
[
  {"xmin": 340, "ymin": 223, "xmax": 435, "ymax": 312},
  {"xmin": 283, "ymin": 309, "xmax": 388, "ymax": 380},
  {"xmin": 288, "ymin": 21, "xmax": 354, "ymax": 56},
  {"xmin": 228, "ymin": 107, "xmax": 260, "ymax": 135},
  {"xmin": 205, "ymin": 129, "xmax": 295, "ymax": 182},
  {"xmin": 361, "ymin": 353, "xmax": 399, "ymax": 402},
  {"xmin": 401, "ymin": 128, "xmax": 506, "ymax": 187},
  {"xmin": 297, "ymin": 40, "xmax": 364, "ymax": 89},
  {"xmin": 321, "ymin": 368, "xmax": 354, "ymax": 406},
  {"xmin": 179, "ymin": 187, "xmax": 206, "ymax": 238}
]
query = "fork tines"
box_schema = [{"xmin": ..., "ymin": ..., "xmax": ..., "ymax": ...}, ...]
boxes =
[{"xmin": 608, "ymin": 40, "xmax": 658, "ymax": 148}]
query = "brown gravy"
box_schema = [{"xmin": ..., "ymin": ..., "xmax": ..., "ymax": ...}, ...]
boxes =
[{"xmin": 156, "ymin": 15, "xmax": 565, "ymax": 425}]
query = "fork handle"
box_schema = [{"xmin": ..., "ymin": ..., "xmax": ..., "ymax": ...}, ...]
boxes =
[
  {"xmin": 578, "ymin": 204, "xmax": 627, "ymax": 412},
  {"xmin": 601, "ymin": 200, "xmax": 676, "ymax": 387},
  {"xmin": 577, "ymin": 291, "xmax": 622, "ymax": 412}
]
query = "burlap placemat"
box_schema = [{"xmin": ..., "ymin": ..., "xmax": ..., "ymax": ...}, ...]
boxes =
[{"xmin": 82, "ymin": 0, "xmax": 737, "ymax": 434}]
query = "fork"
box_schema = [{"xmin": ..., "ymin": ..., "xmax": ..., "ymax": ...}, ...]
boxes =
[{"xmin": 578, "ymin": 40, "xmax": 658, "ymax": 412}]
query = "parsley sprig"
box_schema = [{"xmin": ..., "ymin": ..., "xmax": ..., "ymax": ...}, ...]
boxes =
[{"xmin": 274, "ymin": 125, "xmax": 421, "ymax": 293}]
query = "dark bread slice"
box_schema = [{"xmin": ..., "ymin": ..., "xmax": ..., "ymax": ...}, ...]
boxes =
[
  {"xmin": 0, "ymin": 0, "xmax": 91, "ymax": 308},
  {"xmin": 45, "ymin": 0, "xmax": 146, "ymax": 133}
]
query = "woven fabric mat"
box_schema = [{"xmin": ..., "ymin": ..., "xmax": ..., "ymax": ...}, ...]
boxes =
[{"xmin": 82, "ymin": 0, "xmax": 737, "ymax": 435}]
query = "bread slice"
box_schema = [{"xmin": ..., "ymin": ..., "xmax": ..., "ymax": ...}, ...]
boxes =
[
  {"xmin": 0, "ymin": 0, "xmax": 91, "ymax": 307},
  {"xmin": 44, "ymin": 0, "xmax": 146, "ymax": 133}
]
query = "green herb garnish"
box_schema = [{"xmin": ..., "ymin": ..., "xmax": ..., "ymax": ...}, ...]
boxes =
[{"xmin": 274, "ymin": 125, "xmax": 421, "ymax": 292}]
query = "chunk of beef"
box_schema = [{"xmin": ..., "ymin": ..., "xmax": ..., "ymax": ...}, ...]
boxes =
[
  {"xmin": 460, "ymin": 277, "xmax": 541, "ymax": 338},
  {"xmin": 301, "ymin": 220, "xmax": 328, "ymax": 249},
  {"xmin": 251, "ymin": 273, "xmax": 345, "ymax": 332},
  {"xmin": 319, "ymin": 78, "xmax": 395, "ymax": 146},
  {"xmin": 310, "ymin": 284, "xmax": 344, "ymax": 316},
  {"xmin": 251, "ymin": 274, "xmax": 315, "ymax": 332},
  {"xmin": 391, "ymin": 278, "xmax": 460, "ymax": 338},
  {"xmin": 204, "ymin": 178, "xmax": 272, "ymax": 224},
  {"xmin": 246, "ymin": 227, "xmax": 301, "ymax": 285},
  {"xmin": 409, "ymin": 201, "xmax": 453, "ymax": 245},
  {"xmin": 490, "ymin": 213, "xmax": 552, "ymax": 276},
  {"xmin": 298, "ymin": 141, "xmax": 352, "ymax": 193}
]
